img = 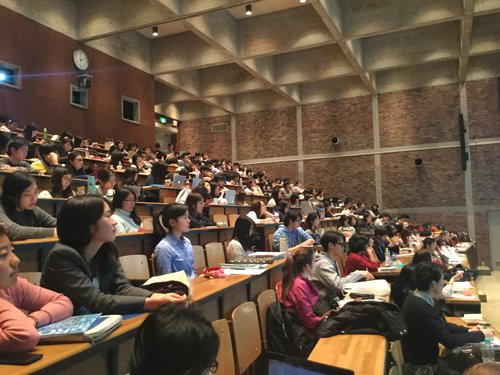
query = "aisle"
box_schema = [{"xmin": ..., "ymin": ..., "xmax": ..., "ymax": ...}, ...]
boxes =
[{"xmin": 476, "ymin": 271, "xmax": 500, "ymax": 330}]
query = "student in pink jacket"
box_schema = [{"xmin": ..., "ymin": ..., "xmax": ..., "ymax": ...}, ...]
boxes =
[{"xmin": 0, "ymin": 224, "xmax": 73, "ymax": 352}]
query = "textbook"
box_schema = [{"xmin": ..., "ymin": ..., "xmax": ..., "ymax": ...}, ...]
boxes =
[
  {"xmin": 141, "ymin": 270, "xmax": 190, "ymax": 296},
  {"xmin": 38, "ymin": 314, "xmax": 122, "ymax": 344}
]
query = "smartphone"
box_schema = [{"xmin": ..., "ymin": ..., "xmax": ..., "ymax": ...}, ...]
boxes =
[{"xmin": 0, "ymin": 352, "xmax": 43, "ymax": 365}]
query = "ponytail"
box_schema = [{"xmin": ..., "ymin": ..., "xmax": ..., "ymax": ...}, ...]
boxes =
[{"xmin": 281, "ymin": 247, "xmax": 314, "ymax": 302}]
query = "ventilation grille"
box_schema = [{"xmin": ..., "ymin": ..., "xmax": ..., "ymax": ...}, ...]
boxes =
[{"xmin": 212, "ymin": 123, "xmax": 228, "ymax": 133}]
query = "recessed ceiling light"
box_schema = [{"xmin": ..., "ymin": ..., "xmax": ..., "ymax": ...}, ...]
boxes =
[
  {"xmin": 245, "ymin": 4, "xmax": 252, "ymax": 16},
  {"xmin": 299, "ymin": 0, "xmax": 307, "ymax": 3},
  {"xmin": 152, "ymin": 26, "xmax": 159, "ymax": 37}
]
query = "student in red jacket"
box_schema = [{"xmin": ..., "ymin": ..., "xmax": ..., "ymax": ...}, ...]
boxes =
[{"xmin": 345, "ymin": 234, "xmax": 379, "ymax": 275}]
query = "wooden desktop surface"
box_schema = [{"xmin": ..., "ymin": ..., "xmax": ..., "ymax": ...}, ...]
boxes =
[{"xmin": 308, "ymin": 334, "xmax": 387, "ymax": 375}]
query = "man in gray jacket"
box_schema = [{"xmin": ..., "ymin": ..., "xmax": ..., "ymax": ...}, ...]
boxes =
[{"xmin": 311, "ymin": 231, "xmax": 374, "ymax": 302}]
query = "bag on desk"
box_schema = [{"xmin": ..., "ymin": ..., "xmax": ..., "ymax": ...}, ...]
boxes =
[{"xmin": 141, "ymin": 271, "xmax": 190, "ymax": 295}]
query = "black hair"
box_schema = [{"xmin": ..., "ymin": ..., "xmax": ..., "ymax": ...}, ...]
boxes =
[
  {"xmin": 0, "ymin": 133, "xmax": 10, "ymax": 155},
  {"xmin": 422, "ymin": 237, "xmax": 436, "ymax": 249},
  {"xmin": 153, "ymin": 204, "xmax": 188, "ymax": 241},
  {"xmin": 414, "ymin": 261, "xmax": 443, "ymax": 291},
  {"xmin": 6, "ymin": 138, "xmax": 29, "ymax": 156},
  {"xmin": 412, "ymin": 250, "xmax": 433, "ymax": 265},
  {"xmin": 112, "ymin": 188, "xmax": 141, "ymax": 225},
  {"xmin": 150, "ymin": 162, "xmax": 168, "ymax": 184},
  {"xmin": 250, "ymin": 200, "xmax": 265, "ymax": 219},
  {"xmin": 284, "ymin": 211, "xmax": 300, "ymax": 227},
  {"xmin": 185, "ymin": 193, "xmax": 204, "ymax": 216},
  {"xmin": 374, "ymin": 227, "xmax": 388, "ymax": 238},
  {"xmin": 48, "ymin": 167, "xmax": 74, "ymax": 198},
  {"xmin": 391, "ymin": 263, "xmax": 416, "ymax": 308},
  {"xmin": 1, "ymin": 171, "xmax": 36, "ymax": 213},
  {"xmin": 67, "ymin": 152, "xmax": 84, "ymax": 176},
  {"xmin": 348, "ymin": 234, "xmax": 369, "ymax": 254},
  {"xmin": 304, "ymin": 212, "xmax": 319, "ymax": 232},
  {"xmin": 320, "ymin": 231, "xmax": 345, "ymax": 253},
  {"xmin": 57, "ymin": 195, "xmax": 118, "ymax": 275},
  {"xmin": 110, "ymin": 151, "xmax": 125, "ymax": 169},
  {"xmin": 38, "ymin": 142, "xmax": 56, "ymax": 158},
  {"xmin": 123, "ymin": 167, "xmax": 139, "ymax": 186},
  {"xmin": 232, "ymin": 215, "xmax": 255, "ymax": 251},
  {"xmin": 97, "ymin": 168, "xmax": 116, "ymax": 184},
  {"xmin": 23, "ymin": 122, "xmax": 38, "ymax": 141},
  {"xmin": 130, "ymin": 304, "xmax": 219, "ymax": 375}
]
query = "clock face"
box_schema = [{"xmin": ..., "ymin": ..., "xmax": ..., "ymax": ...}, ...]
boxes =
[{"xmin": 73, "ymin": 49, "xmax": 89, "ymax": 71}]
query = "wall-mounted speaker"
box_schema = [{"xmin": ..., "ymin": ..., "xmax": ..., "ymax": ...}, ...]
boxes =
[
  {"xmin": 331, "ymin": 136, "xmax": 340, "ymax": 146},
  {"xmin": 415, "ymin": 158, "xmax": 424, "ymax": 167}
]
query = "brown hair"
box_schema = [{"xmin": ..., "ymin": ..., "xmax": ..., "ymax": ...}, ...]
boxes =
[{"xmin": 281, "ymin": 247, "xmax": 314, "ymax": 301}]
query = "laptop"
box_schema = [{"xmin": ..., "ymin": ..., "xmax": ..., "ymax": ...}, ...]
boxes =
[
  {"xmin": 225, "ymin": 189, "xmax": 236, "ymax": 204},
  {"xmin": 265, "ymin": 352, "xmax": 354, "ymax": 375},
  {"xmin": 171, "ymin": 175, "xmax": 186, "ymax": 188},
  {"xmin": 191, "ymin": 176, "xmax": 201, "ymax": 189}
]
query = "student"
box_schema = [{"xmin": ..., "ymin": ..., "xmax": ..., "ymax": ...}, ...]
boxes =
[
  {"xmin": 66, "ymin": 151, "xmax": 86, "ymax": 176},
  {"xmin": 210, "ymin": 174, "xmax": 227, "ymax": 199},
  {"xmin": 312, "ymin": 232, "xmax": 374, "ymax": 301},
  {"xmin": 186, "ymin": 193, "xmax": 215, "ymax": 228},
  {"xmin": 111, "ymin": 188, "xmax": 142, "ymax": 233},
  {"xmin": 280, "ymin": 180, "xmax": 293, "ymax": 200},
  {"xmin": 41, "ymin": 195, "xmax": 186, "ymax": 314},
  {"xmin": 244, "ymin": 179, "xmax": 263, "ymax": 196},
  {"xmin": 38, "ymin": 167, "xmax": 75, "ymax": 198},
  {"xmin": 153, "ymin": 204, "xmax": 195, "ymax": 278},
  {"xmin": 247, "ymin": 200, "xmax": 276, "ymax": 223},
  {"xmin": 304, "ymin": 212, "xmax": 322, "ymax": 245},
  {"xmin": 337, "ymin": 215, "xmax": 356, "ymax": 238},
  {"xmin": 421, "ymin": 237, "xmax": 449, "ymax": 267},
  {"xmin": 372, "ymin": 227, "xmax": 389, "ymax": 262},
  {"xmin": 390, "ymin": 263, "xmax": 416, "ymax": 309},
  {"xmin": 344, "ymin": 234, "xmax": 379, "ymax": 275},
  {"xmin": 271, "ymin": 200, "xmax": 288, "ymax": 222},
  {"xmin": 0, "ymin": 138, "xmax": 34, "ymax": 173},
  {"xmin": 96, "ymin": 168, "xmax": 116, "ymax": 200},
  {"xmin": 58, "ymin": 137, "xmax": 73, "ymax": 164},
  {"xmin": 0, "ymin": 224, "xmax": 73, "ymax": 352},
  {"xmin": 277, "ymin": 247, "xmax": 330, "ymax": 332},
  {"xmin": 130, "ymin": 304, "xmax": 219, "ymax": 375},
  {"xmin": 227, "ymin": 215, "xmax": 255, "ymax": 261},
  {"xmin": 267, "ymin": 189, "xmax": 282, "ymax": 208},
  {"xmin": 122, "ymin": 167, "xmax": 142, "ymax": 198},
  {"xmin": 402, "ymin": 262, "xmax": 492, "ymax": 373},
  {"xmin": 145, "ymin": 162, "xmax": 168, "ymax": 185},
  {"xmin": 272, "ymin": 212, "xmax": 314, "ymax": 252},
  {"xmin": 22, "ymin": 122, "xmax": 38, "ymax": 159},
  {"xmin": 0, "ymin": 172, "xmax": 57, "ymax": 240},
  {"xmin": 131, "ymin": 151, "xmax": 151, "ymax": 174},
  {"xmin": 31, "ymin": 142, "xmax": 59, "ymax": 174}
]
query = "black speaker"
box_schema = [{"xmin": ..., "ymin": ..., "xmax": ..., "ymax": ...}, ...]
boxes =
[
  {"xmin": 459, "ymin": 114, "xmax": 468, "ymax": 171},
  {"xmin": 331, "ymin": 136, "xmax": 340, "ymax": 145},
  {"xmin": 415, "ymin": 158, "xmax": 424, "ymax": 167}
]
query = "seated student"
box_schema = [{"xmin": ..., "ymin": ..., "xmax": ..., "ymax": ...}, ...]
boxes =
[
  {"xmin": 227, "ymin": 215, "xmax": 255, "ymax": 261},
  {"xmin": 66, "ymin": 151, "xmax": 86, "ymax": 177},
  {"xmin": 145, "ymin": 161, "xmax": 168, "ymax": 186},
  {"xmin": 277, "ymin": 247, "xmax": 330, "ymax": 332},
  {"xmin": 372, "ymin": 226, "xmax": 389, "ymax": 262},
  {"xmin": 304, "ymin": 212, "xmax": 322, "ymax": 245},
  {"xmin": 0, "ymin": 223, "xmax": 73, "ymax": 352},
  {"xmin": 210, "ymin": 174, "xmax": 227, "ymax": 199},
  {"xmin": 57, "ymin": 137, "xmax": 73, "ymax": 164},
  {"xmin": 402, "ymin": 262, "xmax": 492, "ymax": 373},
  {"xmin": 41, "ymin": 195, "xmax": 186, "ymax": 314},
  {"xmin": 96, "ymin": 168, "xmax": 116, "ymax": 200},
  {"xmin": 267, "ymin": 189, "xmax": 282, "ymax": 208},
  {"xmin": 273, "ymin": 212, "xmax": 314, "ymax": 252},
  {"xmin": 0, "ymin": 138, "xmax": 34, "ymax": 173},
  {"xmin": 312, "ymin": 232, "xmax": 374, "ymax": 302},
  {"xmin": 345, "ymin": 234, "xmax": 379, "ymax": 275},
  {"xmin": 31, "ymin": 142, "xmax": 59, "ymax": 174},
  {"xmin": 130, "ymin": 304, "xmax": 219, "ymax": 375},
  {"xmin": 22, "ymin": 122, "xmax": 39, "ymax": 159},
  {"xmin": 110, "ymin": 150, "xmax": 125, "ymax": 170},
  {"xmin": 153, "ymin": 204, "xmax": 195, "ymax": 278},
  {"xmin": 374, "ymin": 212, "xmax": 391, "ymax": 227},
  {"xmin": 38, "ymin": 167, "xmax": 75, "ymax": 199},
  {"xmin": 0, "ymin": 172, "xmax": 56, "ymax": 240},
  {"xmin": 421, "ymin": 237, "xmax": 449, "ymax": 268},
  {"xmin": 131, "ymin": 150, "xmax": 151, "ymax": 174},
  {"xmin": 192, "ymin": 180, "xmax": 212, "ymax": 203},
  {"xmin": 122, "ymin": 167, "xmax": 142, "ymax": 198},
  {"xmin": 289, "ymin": 193, "xmax": 300, "ymax": 208},
  {"xmin": 337, "ymin": 215, "xmax": 356, "ymax": 239},
  {"xmin": 111, "ymin": 188, "xmax": 142, "ymax": 234},
  {"xmin": 271, "ymin": 200, "xmax": 288, "ymax": 222},
  {"xmin": 247, "ymin": 200, "xmax": 276, "ymax": 223},
  {"xmin": 186, "ymin": 193, "xmax": 215, "ymax": 228},
  {"xmin": 390, "ymin": 263, "xmax": 416, "ymax": 309},
  {"xmin": 244, "ymin": 179, "xmax": 263, "ymax": 196},
  {"xmin": 280, "ymin": 180, "xmax": 293, "ymax": 200}
]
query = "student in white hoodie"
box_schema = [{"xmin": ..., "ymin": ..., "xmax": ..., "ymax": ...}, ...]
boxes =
[{"xmin": 311, "ymin": 231, "xmax": 374, "ymax": 303}]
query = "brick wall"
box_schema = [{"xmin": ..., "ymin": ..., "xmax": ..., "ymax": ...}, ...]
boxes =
[
  {"xmin": 474, "ymin": 212, "xmax": 491, "ymax": 267},
  {"xmin": 470, "ymin": 144, "xmax": 500, "ymax": 206},
  {"xmin": 178, "ymin": 115, "xmax": 232, "ymax": 160},
  {"xmin": 244, "ymin": 161, "xmax": 299, "ymax": 183},
  {"xmin": 302, "ymin": 96, "xmax": 373, "ymax": 153},
  {"xmin": 467, "ymin": 78, "xmax": 500, "ymax": 139},
  {"xmin": 408, "ymin": 212, "xmax": 468, "ymax": 233},
  {"xmin": 236, "ymin": 107, "xmax": 297, "ymax": 160},
  {"xmin": 381, "ymin": 148, "xmax": 466, "ymax": 208},
  {"xmin": 379, "ymin": 84, "xmax": 460, "ymax": 148}
]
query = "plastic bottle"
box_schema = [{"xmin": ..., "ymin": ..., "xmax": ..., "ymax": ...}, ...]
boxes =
[
  {"xmin": 117, "ymin": 161, "xmax": 123, "ymax": 170},
  {"xmin": 280, "ymin": 235, "xmax": 288, "ymax": 253},
  {"xmin": 385, "ymin": 247, "xmax": 392, "ymax": 266},
  {"xmin": 391, "ymin": 252, "xmax": 398, "ymax": 267},
  {"xmin": 43, "ymin": 127, "xmax": 48, "ymax": 140},
  {"xmin": 481, "ymin": 338, "xmax": 495, "ymax": 362},
  {"xmin": 85, "ymin": 147, "xmax": 89, "ymax": 158}
]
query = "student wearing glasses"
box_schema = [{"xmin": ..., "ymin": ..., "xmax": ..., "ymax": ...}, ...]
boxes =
[
  {"xmin": 311, "ymin": 232, "xmax": 374, "ymax": 302},
  {"xmin": 66, "ymin": 151, "xmax": 86, "ymax": 177},
  {"xmin": 0, "ymin": 172, "xmax": 57, "ymax": 240},
  {"xmin": 38, "ymin": 167, "xmax": 75, "ymax": 199},
  {"xmin": 272, "ymin": 212, "xmax": 314, "ymax": 252},
  {"xmin": 111, "ymin": 188, "xmax": 142, "ymax": 233}
]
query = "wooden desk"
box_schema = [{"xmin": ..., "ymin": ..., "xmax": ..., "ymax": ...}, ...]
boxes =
[
  {"xmin": 114, "ymin": 168, "xmax": 149, "ymax": 186},
  {"xmin": 372, "ymin": 254, "xmax": 413, "ymax": 279},
  {"xmin": 308, "ymin": 334, "xmax": 387, "ymax": 375},
  {"xmin": 142, "ymin": 186, "xmax": 182, "ymax": 203},
  {"xmin": 0, "ymin": 171, "xmax": 51, "ymax": 191}
]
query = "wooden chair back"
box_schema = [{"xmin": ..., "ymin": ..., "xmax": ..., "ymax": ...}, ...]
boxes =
[
  {"xmin": 228, "ymin": 214, "xmax": 239, "ymax": 227},
  {"xmin": 390, "ymin": 340, "xmax": 405, "ymax": 375},
  {"xmin": 192, "ymin": 245, "xmax": 207, "ymax": 272},
  {"xmin": 118, "ymin": 255, "xmax": 150, "ymax": 280},
  {"xmin": 19, "ymin": 272, "xmax": 42, "ymax": 286},
  {"xmin": 256, "ymin": 289, "xmax": 277, "ymax": 349},
  {"xmin": 213, "ymin": 214, "xmax": 228, "ymax": 227},
  {"xmin": 205, "ymin": 242, "xmax": 226, "ymax": 267},
  {"xmin": 139, "ymin": 215, "xmax": 153, "ymax": 231},
  {"xmin": 231, "ymin": 301, "xmax": 262, "ymax": 374},
  {"xmin": 212, "ymin": 319, "xmax": 236, "ymax": 375},
  {"xmin": 268, "ymin": 233, "xmax": 274, "ymax": 251}
]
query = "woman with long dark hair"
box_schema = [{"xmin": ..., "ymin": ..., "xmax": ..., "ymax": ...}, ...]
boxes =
[
  {"xmin": 304, "ymin": 212, "xmax": 321, "ymax": 245},
  {"xmin": 40, "ymin": 195, "xmax": 186, "ymax": 314},
  {"xmin": 66, "ymin": 151, "xmax": 86, "ymax": 176},
  {"xmin": 111, "ymin": 188, "xmax": 142, "ymax": 233},
  {"xmin": 185, "ymin": 193, "xmax": 214, "ymax": 228},
  {"xmin": 38, "ymin": 167, "xmax": 75, "ymax": 199},
  {"xmin": 227, "ymin": 216, "xmax": 255, "ymax": 261},
  {"xmin": 0, "ymin": 172, "xmax": 56, "ymax": 240}
]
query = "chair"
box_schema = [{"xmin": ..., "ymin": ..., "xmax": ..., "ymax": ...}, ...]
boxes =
[
  {"xmin": 139, "ymin": 215, "xmax": 153, "ymax": 231},
  {"xmin": 150, "ymin": 252, "xmax": 157, "ymax": 276},
  {"xmin": 205, "ymin": 242, "xmax": 226, "ymax": 267},
  {"xmin": 228, "ymin": 214, "xmax": 239, "ymax": 227},
  {"xmin": 19, "ymin": 272, "xmax": 42, "ymax": 286},
  {"xmin": 256, "ymin": 289, "xmax": 277, "ymax": 349},
  {"xmin": 192, "ymin": 245, "xmax": 207, "ymax": 272},
  {"xmin": 230, "ymin": 301, "xmax": 262, "ymax": 374},
  {"xmin": 212, "ymin": 319, "xmax": 236, "ymax": 375},
  {"xmin": 390, "ymin": 340, "xmax": 405, "ymax": 375},
  {"xmin": 119, "ymin": 255, "xmax": 150, "ymax": 280},
  {"xmin": 268, "ymin": 233, "xmax": 275, "ymax": 251},
  {"xmin": 213, "ymin": 214, "xmax": 228, "ymax": 227}
]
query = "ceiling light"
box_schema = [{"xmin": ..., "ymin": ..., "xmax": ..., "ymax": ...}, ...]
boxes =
[
  {"xmin": 152, "ymin": 26, "xmax": 159, "ymax": 37},
  {"xmin": 299, "ymin": 0, "xmax": 307, "ymax": 3},
  {"xmin": 245, "ymin": 4, "xmax": 252, "ymax": 16}
]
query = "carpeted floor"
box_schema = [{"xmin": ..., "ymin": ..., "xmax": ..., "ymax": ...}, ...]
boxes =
[{"xmin": 476, "ymin": 271, "xmax": 500, "ymax": 331}]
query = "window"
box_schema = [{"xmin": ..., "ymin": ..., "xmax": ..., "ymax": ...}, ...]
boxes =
[
  {"xmin": 70, "ymin": 85, "xmax": 88, "ymax": 109},
  {"xmin": 121, "ymin": 96, "xmax": 140, "ymax": 124},
  {"xmin": 0, "ymin": 61, "xmax": 21, "ymax": 89}
]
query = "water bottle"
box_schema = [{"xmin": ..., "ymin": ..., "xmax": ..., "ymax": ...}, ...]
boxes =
[
  {"xmin": 391, "ymin": 252, "xmax": 398, "ymax": 267},
  {"xmin": 481, "ymin": 338, "xmax": 495, "ymax": 362},
  {"xmin": 280, "ymin": 235, "xmax": 288, "ymax": 253},
  {"xmin": 385, "ymin": 247, "xmax": 392, "ymax": 266},
  {"xmin": 43, "ymin": 127, "xmax": 48, "ymax": 140}
]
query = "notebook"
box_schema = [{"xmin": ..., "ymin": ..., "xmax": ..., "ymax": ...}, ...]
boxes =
[
  {"xmin": 264, "ymin": 352, "xmax": 354, "ymax": 375},
  {"xmin": 171, "ymin": 175, "xmax": 186, "ymax": 188}
]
